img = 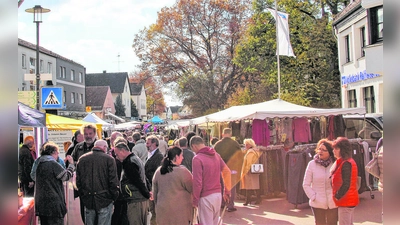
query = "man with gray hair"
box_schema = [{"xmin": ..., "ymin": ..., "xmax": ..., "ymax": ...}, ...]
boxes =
[
  {"xmin": 76, "ymin": 139, "xmax": 119, "ymax": 225},
  {"xmin": 132, "ymin": 132, "xmax": 147, "ymax": 163}
]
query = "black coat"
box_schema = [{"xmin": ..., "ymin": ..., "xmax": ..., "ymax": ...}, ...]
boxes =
[
  {"xmin": 76, "ymin": 149, "xmax": 119, "ymax": 211},
  {"xmin": 145, "ymin": 149, "xmax": 164, "ymax": 186},
  {"xmin": 18, "ymin": 145, "xmax": 35, "ymax": 183}
]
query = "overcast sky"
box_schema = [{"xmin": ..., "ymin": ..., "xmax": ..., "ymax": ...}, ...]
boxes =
[{"xmin": 18, "ymin": 0, "xmax": 182, "ymax": 105}]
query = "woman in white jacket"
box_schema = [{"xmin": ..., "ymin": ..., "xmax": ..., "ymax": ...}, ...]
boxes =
[{"xmin": 303, "ymin": 139, "xmax": 338, "ymax": 225}]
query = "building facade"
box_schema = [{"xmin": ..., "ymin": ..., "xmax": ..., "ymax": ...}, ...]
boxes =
[
  {"xmin": 18, "ymin": 38, "xmax": 87, "ymax": 117},
  {"xmin": 333, "ymin": 0, "xmax": 383, "ymax": 113},
  {"xmin": 129, "ymin": 83, "xmax": 147, "ymax": 120}
]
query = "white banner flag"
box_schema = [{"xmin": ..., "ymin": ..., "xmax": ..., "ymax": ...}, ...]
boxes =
[{"xmin": 267, "ymin": 8, "xmax": 296, "ymax": 57}]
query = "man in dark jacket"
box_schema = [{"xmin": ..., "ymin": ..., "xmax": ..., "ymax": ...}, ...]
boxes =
[
  {"xmin": 71, "ymin": 123, "xmax": 98, "ymax": 223},
  {"xmin": 76, "ymin": 139, "xmax": 119, "ymax": 225},
  {"xmin": 114, "ymin": 142, "xmax": 151, "ymax": 225},
  {"xmin": 178, "ymin": 137, "xmax": 195, "ymax": 172},
  {"xmin": 214, "ymin": 128, "xmax": 244, "ymax": 212},
  {"xmin": 145, "ymin": 135, "xmax": 164, "ymax": 225},
  {"xmin": 18, "ymin": 135, "xmax": 36, "ymax": 197}
]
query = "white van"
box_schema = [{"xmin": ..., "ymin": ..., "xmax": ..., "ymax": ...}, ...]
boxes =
[{"xmin": 343, "ymin": 113, "xmax": 383, "ymax": 140}]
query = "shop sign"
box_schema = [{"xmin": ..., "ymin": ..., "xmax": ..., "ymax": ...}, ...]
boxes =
[{"xmin": 341, "ymin": 70, "xmax": 381, "ymax": 85}]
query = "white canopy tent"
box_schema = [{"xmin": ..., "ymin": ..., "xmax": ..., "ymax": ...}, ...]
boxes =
[
  {"xmin": 82, "ymin": 113, "xmax": 113, "ymax": 130},
  {"xmin": 113, "ymin": 121, "xmax": 142, "ymax": 130},
  {"xmin": 190, "ymin": 99, "xmax": 366, "ymax": 125}
]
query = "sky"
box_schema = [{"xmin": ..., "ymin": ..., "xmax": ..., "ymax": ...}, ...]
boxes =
[{"xmin": 18, "ymin": 0, "xmax": 183, "ymax": 106}]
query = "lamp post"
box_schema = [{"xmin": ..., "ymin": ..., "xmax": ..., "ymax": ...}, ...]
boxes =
[{"xmin": 25, "ymin": 5, "xmax": 50, "ymax": 110}]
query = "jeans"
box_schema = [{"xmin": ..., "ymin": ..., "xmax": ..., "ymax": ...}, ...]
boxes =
[
  {"xmin": 311, "ymin": 207, "xmax": 338, "ymax": 225},
  {"xmin": 85, "ymin": 202, "xmax": 113, "ymax": 225}
]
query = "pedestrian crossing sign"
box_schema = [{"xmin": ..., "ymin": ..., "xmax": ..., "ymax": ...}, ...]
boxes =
[{"xmin": 41, "ymin": 87, "xmax": 63, "ymax": 109}]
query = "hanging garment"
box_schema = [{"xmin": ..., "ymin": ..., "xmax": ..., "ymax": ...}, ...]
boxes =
[
  {"xmin": 310, "ymin": 118, "xmax": 322, "ymax": 143},
  {"xmin": 252, "ymin": 119, "xmax": 270, "ymax": 147},
  {"xmin": 292, "ymin": 118, "xmax": 311, "ymax": 143},
  {"xmin": 334, "ymin": 115, "xmax": 346, "ymax": 138}
]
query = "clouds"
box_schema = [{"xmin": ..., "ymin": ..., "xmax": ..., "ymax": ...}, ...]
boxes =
[{"xmin": 18, "ymin": 0, "xmax": 176, "ymax": 73}]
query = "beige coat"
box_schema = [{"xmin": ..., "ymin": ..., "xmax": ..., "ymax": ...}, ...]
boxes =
[
  {"xmin": 240, "ymin": 148, "xmax": 260, "ymax": 190},
  {"xmin": 152, "ymin": 165, "xmax": 193, "ymax": 225},
  {"xmin": 377, "ymin": 146, "xmax": 383, "ymax": 192}
]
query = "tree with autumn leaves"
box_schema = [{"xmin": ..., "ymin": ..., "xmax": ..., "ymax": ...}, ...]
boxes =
[
  {"xmin": 133, "ymin": 0, "xmax": 349, "ymax": 116},
  {"xmin": 133, "ymin": 0, "xmax": 252, "ymax": 117}
]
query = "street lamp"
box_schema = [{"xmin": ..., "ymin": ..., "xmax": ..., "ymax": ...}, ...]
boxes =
[{"xmin": 25, "ymin": 5, "xmax": 50, "ymax": 110}]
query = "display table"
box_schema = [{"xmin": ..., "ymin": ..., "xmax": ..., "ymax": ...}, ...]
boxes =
[{"xmin": 18, "ymin": 197, "xmax": 36, "ymax": 225}]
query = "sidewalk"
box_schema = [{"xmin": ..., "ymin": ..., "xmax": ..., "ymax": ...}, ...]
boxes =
[{"xmin": 222, "ymin": 191, "xmax": 382, "ymax": 225}]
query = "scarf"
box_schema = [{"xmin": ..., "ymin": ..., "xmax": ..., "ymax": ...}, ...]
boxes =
[{"xmin": 314, "ymin": 154, "xmax": 332, "ymax": 168}]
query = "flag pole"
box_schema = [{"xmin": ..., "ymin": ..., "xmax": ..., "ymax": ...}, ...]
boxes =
[{"xmin": 275, "ymin": 0, "xmax": 281, "ymax": 99}]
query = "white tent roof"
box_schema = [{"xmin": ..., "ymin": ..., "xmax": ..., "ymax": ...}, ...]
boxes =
[
  {"xmin": 113, "ymin": 121, "xmax": 142, "ymax": 130},
  {"xmin": 190, "ymin": 99, "xmax": 366, "ymax": 125},
  {"xmin": 82, "ymin": 113, "xmax": 113, "ymax": 128}
]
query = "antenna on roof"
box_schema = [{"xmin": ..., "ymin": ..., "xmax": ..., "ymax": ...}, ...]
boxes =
[{"xmin": 115, "ymin": 53, "xmax": 124, "ymax": 72}]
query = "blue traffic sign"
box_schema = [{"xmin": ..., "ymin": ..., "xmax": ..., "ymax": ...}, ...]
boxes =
[{"xmin": 41, "ymin": 87, "xmax": 63, "ymax": 109}]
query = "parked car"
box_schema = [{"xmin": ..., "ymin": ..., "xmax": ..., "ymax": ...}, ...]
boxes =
[{"xmin": 343, "ymin": 113, "xmax": 382, "ymax": 149}]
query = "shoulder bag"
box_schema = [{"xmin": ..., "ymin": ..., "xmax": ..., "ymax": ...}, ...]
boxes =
[{"xmin": 365, "ymin": 147, "xmax": 381, "ymax": 178}]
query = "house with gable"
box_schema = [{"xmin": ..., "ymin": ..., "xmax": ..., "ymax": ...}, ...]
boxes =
[
  {"xmin": 86, "ymin": 71, "xmax": 132, "ymax": 119},
  {"xmin": 129, "ymin": 82, "xmax": 147, "ymax": 120},
  {"xmin": 85, "ymin": 86, "xmax": 119, "ymax": 122}
]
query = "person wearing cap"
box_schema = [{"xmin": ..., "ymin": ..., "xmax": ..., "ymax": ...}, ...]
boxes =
[{"xmin": 76, "ymin": 140, "xmax": 119, "ymax": 225}]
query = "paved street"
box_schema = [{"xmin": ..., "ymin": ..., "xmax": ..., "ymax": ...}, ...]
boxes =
[
  {"xmin": 66, "ymin": 180, "xmax": 382, "ymax": 225},
  {"xmin": 222, "ymin": 191, "xmax": 382, "ymax": 225}
]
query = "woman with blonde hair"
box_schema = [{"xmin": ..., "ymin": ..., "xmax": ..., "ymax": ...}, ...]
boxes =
[{"xmin": 240, "ymin": 138, "xmax": 262, "ymax": 205}]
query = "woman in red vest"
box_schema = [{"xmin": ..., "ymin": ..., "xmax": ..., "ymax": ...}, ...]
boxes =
[{"xmin": 331, "ymin": 137, "xmax": 359, "ymax": 225}]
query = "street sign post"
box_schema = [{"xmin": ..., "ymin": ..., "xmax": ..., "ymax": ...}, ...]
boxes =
[{"xmin": 41, "ymin": 86, "xmax": 63, "ymax": 109}]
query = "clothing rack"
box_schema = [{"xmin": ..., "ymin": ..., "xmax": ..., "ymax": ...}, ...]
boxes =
[
  {"xmin": 292, "ymin": 143, "xmax": 317, "ymax": 152},
  {"xmin": 258, "ymin": 145, "xmax": 284, "ymax": 151}
]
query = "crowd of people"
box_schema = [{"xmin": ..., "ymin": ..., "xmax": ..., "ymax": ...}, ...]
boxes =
[{"xmin": 18, "ymin": 123, "xmax": 383, "ymax": 225}]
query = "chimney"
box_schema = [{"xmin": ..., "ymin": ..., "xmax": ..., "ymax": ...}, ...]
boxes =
[{"xmin": 103, "ymin": 70, "xmax": 107, "ymax": 73}]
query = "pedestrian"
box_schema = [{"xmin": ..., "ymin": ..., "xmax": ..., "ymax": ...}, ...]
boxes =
[
  {"xmin": 31, "ymin": 142, "xmax": 67, "ymax": 181},
  {"xmin": 18, "ymin": 135, "xmax": 36, "ymax": 197},
  {"xmin": 32, "ymin": 142, "xmax": 75, "ymax": 225},
  {"xmin": 240, "ymin": 138, "xmax": 262, "ymax": 206},
  {"xmin": 214, "ymin": 128, "xmax": 244, "ymax": 212},
  {"xmin": 158, "ymin": 135, "xmax": 169, "ymax": 156},
  {"xmin": 145, "ymin": 135, "xmax": 164, "ymax": 225},
  {"xmin": 331, "ymin": 137, "xmax": 359, "ymax": 225},
  {"xmin": 108, "ymin": 132, "xmax": 129, "ymax": 225},
  {"xmin": 177, "ymin": 137, "xmax": 196, "ymax": 172},
  {"xmin": 114, "ymin": 142, "xmax": 151, "ymax": 225},
  {"xmin": 71, "ymin": 123, "xmax": 98, "ymax": 224},
  {"xmin": 152, "ymin": 146, "xmax": 193, "ymax": 225},
  {"xmin": 210, "ymin": 137, "xmax": 219, "ymax": 148},
  {"xmin": 303, "ymin": 139, "xmax": 338, "ymax": 225},
  {"xmin": 191, "ymin": 136, "xmax": 231, "ymax": 225},
  {"xmin": 76, "ymin": 140, "xmax": 120, "ymax": 225},
  {"xmin": 132, "ymin": 132, "xmax": 148, "ymax": 163}
]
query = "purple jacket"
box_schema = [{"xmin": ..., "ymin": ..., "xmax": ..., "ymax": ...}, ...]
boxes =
[{"xmin": 192, "ymin": 146, "xmax": 229, "ymax": 207}]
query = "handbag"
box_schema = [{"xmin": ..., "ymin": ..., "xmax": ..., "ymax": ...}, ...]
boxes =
[
  {"xmin": 365, "ymin": 147, "xmax": 381, "ymax": 178},
  {"xmin": 250, "ymin": 164, "xmax": 264, "ymax": 174}
]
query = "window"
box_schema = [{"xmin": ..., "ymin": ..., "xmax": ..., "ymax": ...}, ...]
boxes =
[
  {"xmin": 79, "ymin": 72, "xmax": 83, "ymax": 83},
  {"xmin": 47, "ymin": 62, "xmax": 52, "ymax": 73},
  {"xmin": 63, "ymin": 91, "xmax": 66, "ymax": 103},
  {"xmin": 369, "ymin": 6, "xmax": 383, "ymax": 44},
  {"xmin": 40, "ymin": 60, "xmax": 44, "ymax": 72},
  {"xmin": 22, "ymin": 54, "xmax": 26, "ymax": 68},
  {"xmin": 29, "ymin": 58, "xmax": 36, "ymax": 74},
  {"xmin": 344, "ymin": 35, "xmax": 351, "ymax": 63},
  {"xmin": 79, "ymin": 94, "xmax": 83, "ymax": 104},
  {"xmin": 71, "ymin": 92, "xmax": 75, "ymax": 104},
  {"xmin": 71, "ymin": 70, "xmax": 75, "ymax": 81},
  {"xmin": 60, "ymin": 66, "xmax": 66, "ymax": 78},
  {"xmin": 364, "ymin": 86, "xmax": 375, "ymax": 113},
  {"xmin": 348, "ymin": 90, "xmax": 357, "ymax": 108},
  {"xmin": 360, "ymin": 27, "xmax": 366, "ymax": 57}
]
